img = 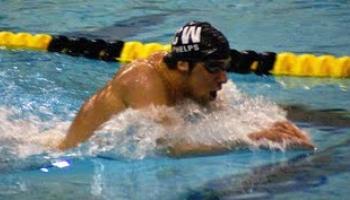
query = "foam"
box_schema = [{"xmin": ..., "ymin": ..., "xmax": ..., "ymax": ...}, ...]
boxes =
[
  {"xmin": 83, "ymin": 81, "xmax": 287, "ymax": 159},
  {"xmin": 0, "ymin": 81, "xmax": 288, "ymax": 161}
]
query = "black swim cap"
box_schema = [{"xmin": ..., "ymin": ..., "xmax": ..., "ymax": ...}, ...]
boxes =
[{"xmin": 169, "ymin": 21, "xmax": 230, "ymax": 61}]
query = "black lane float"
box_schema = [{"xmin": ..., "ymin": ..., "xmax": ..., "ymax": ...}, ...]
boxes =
[{"xmin": 0, "ymin": 31, "xmax": 349, "ymax": 77}]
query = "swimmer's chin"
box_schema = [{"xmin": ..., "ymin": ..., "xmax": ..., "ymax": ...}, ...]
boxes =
[{"xmin": 192, "ymin": 92, "xmax": 218, "ymax": 105}]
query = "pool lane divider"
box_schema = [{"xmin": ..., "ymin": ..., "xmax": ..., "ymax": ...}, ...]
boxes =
[{"xmin": 1, "ymin": 31, "xmax": 350, "ymax": 78}]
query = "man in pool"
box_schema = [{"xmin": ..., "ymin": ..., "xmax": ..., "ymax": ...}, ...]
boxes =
[{"xmin": 58, "ymin": 21, "xmax": 314, "ymax": 155}]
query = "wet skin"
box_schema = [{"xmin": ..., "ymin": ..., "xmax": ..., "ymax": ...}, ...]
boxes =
[{"xmin": 58, "ymin": 52, "xmax": 314, "ymax": 156}]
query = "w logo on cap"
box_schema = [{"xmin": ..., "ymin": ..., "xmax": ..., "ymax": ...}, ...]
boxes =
[
  {"xmin": 170, "ymin": 21, "xmax": 230, "ymax": 59},
  {"xmin": 173, "ymin": 26, "xmax": 202, "ymax": 45}
]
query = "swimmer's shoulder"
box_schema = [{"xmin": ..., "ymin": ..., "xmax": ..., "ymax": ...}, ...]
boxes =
[
  {"xmin": 110, "ymin": 52, "xmax": 170, "ymax": 106},
  {"xmin": 111, "ymin": 52, "xmax": 167, "ymax": 92}
]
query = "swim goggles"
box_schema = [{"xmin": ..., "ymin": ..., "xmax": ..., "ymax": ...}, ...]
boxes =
[{"xmin": 203, "ymin": 58, "xmax": 231, "ymax": 73}]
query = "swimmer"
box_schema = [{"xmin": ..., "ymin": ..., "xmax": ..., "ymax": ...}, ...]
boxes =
[{"xmin": 57, "ymin": 21, "xmax": 315, "ymax": 156}]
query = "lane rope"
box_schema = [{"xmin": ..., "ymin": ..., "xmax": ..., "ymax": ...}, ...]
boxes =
[{"xmin": 1, "ymin": 31, "xmax": 349, "ymax": 77}]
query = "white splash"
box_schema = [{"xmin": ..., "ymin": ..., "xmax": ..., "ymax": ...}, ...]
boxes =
[
  {"xmin": 0, "ymin": 107, "xmax": 68, "ymax": 170},
  {"xmin": 0, "ymin": 81, "xmax": 288, "ymax": 161},
  {"xmin": 80, "ymin": 81, "xmax": 288, "ymax": 159}
]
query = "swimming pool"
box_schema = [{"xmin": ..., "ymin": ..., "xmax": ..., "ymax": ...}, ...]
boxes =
[{"xmin": 1, "ymin": 0, "xmax": 350, "ymax": 199}]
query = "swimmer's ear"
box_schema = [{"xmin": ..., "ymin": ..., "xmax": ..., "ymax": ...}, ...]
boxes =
[{"xmin": 176, "ymin": 61, "xmax": 190, "ymax": 72}]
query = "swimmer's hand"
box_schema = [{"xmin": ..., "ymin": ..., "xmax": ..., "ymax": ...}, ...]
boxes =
[{"xmin": 248, "ymin": 121, "xmax": 315, "ymax": 150}]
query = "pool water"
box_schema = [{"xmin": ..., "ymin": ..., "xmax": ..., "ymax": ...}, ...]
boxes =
[{"xmin": 1, "ymin": 0, "xmax": 350, "ymax": 199}]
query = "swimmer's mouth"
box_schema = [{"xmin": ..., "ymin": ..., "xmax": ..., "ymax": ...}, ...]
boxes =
[
  {"xmin": 209, "ymin": 84, "xmax": 223, "ymax": 101},
  {"xmin": 209, "ymin": 91, "xmax": 217, "ymax": 100}
]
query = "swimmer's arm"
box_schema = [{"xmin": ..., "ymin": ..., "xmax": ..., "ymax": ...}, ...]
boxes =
[
  {"xmin": 158, "ymin": 121, "xmax": 315, "ymax": 157},
  {"xmin": 156, "ymin": 138, "xmax": 244, "ymax": 157},
  {"xmin": 58, "ymin": 82, "xmax": 126, "ymax": 150},
  {"xmin": 58, "ymin": 65, "xmax": 169, "ymax": 150}
]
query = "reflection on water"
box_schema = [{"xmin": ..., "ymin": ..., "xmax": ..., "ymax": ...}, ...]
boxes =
[
  {"xmin": 284, "ymin": 104, "xmax": 350, "ymax": 128},
  {"xmin": 66, "ymin": 13, "xmax": 169, "ymax": 40},
  {"xmin": 186, "ymin": 123, "xmax": 350, "ymax": 200}
]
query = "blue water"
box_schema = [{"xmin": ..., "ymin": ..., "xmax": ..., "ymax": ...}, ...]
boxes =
[{"xmin": 1, "ymin": 0, "xmax": 350, "ymax": 199}]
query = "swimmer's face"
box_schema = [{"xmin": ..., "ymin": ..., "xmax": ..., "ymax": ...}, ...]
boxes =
[{"xmin": 186, "ymin": 59, "xmax": 229, "ymax": 104}]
